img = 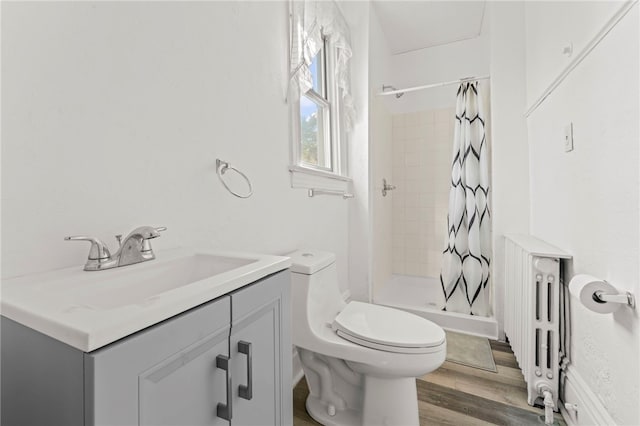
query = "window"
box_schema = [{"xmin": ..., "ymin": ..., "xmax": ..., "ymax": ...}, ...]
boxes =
[
  {"xmin": 292, "ymin": 39, "xmax": 346, "ymax": 177},
  {"xmin": 288, "ymin": 0, "xmax": 354, "ymax": 184},
  {"xmin": 299, "ymin": 44, "xmax": 331, "ymax": 170}
]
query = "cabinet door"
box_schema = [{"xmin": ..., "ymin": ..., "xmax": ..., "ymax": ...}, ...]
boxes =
[
  {"xmin": 230, "ymin": 271, "xmax": 292, "ymax": 426},
  {"xmin": 139, "ymin": 327, "xmax": 230, "ymax": 426},
  {"xmin": 85, "ymin": 296, "xmax": 231, "ymax": 426}
]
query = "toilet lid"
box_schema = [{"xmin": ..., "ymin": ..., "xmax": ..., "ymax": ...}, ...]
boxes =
[{"xmin": 332, "ymin": 301, "xmax": 445, "ymax": 353}]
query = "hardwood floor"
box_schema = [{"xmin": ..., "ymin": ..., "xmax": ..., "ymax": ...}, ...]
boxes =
[{"xmin": 293, "ymin": 340, "xmax": 566, "ymax": 426}]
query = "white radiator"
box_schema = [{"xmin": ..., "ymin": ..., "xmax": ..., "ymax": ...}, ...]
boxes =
[{"xmin": 504, "ymin": 235, "xmax": 571, "ymax": 409}]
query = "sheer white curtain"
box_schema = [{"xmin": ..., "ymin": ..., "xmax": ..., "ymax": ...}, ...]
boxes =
[
  {"xmin": 289, "ymin": 0, "xmax": 355, "ymax": 129},
  {"xmin": 440, "ymin": 82, "xmax": 491, "ymax": 316}
]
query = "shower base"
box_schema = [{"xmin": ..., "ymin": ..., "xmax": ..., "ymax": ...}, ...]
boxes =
[{"xmin": 374, "ymin": 274, "xmax": 498, "ymax": 339}]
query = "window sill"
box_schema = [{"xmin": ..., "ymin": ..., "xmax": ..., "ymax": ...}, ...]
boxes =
[{"xmin": 289, "ymin": 165, "xmax": 352, "ymax": 192}]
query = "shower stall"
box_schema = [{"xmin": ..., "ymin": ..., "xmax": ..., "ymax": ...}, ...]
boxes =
[{"xmin": 371, "ymin": 81, "xmax": 498, "ymax": 338}]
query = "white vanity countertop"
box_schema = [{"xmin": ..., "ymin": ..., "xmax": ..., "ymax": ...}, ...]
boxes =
[{"xmin": 1, "ymin": 248, "xmax": 291, "ymax": 352}]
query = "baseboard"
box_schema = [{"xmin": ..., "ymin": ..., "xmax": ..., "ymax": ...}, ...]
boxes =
[
  {"xmin": 292, "ymin": 346, "xmax": 304, "ymax": 388},
  {"xmin": 560, "ymin": 365, "xmax": 616, "ymax": 426}
]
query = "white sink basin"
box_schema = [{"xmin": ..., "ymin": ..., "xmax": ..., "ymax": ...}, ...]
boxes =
[
  {"xmin": 1, "ymin": 248, "xmax": 291, "ymax": 352},
  {"xmin": 78, "ymin": 254, "xmax": 256, "ymax": 309}
]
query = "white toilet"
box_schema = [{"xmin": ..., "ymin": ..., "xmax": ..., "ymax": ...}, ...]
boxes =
[{"xmin": 289, "ymin": 249, "xmax": 446, "ymax": 426}]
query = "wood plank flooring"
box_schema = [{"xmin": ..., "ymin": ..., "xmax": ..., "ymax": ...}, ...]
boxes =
[{"xmin": 293, "ymin": 340, "xmax": 566, "ymax": 426}]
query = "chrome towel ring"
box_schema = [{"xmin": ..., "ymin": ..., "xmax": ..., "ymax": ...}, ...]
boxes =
[{"xmin": 216, "ymin": 159, "xmax": 253, "ymax": 199}]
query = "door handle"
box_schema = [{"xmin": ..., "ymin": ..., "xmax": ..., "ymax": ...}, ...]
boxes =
[
  {"xmin": 238, "ymin": 341, "xmax": 253, "ymax": 400},
  {"xmin": 216, "ymin": 355, "xmax": 232, "ymax": 420}
]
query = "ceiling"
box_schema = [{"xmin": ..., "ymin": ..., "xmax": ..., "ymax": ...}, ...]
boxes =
[{"xmin": 372, "ymin": 1, "xmax": 487, "ymax": 55}]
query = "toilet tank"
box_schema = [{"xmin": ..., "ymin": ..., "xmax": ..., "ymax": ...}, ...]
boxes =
[{"xmin": 288, "ymin": 249, "xmax": 347, "ymax": 332}]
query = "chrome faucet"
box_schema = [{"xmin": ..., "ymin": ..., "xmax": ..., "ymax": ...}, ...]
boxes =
[{"xmin": 65, "ymin": 226, "xmax": 166, "ymax": 271}]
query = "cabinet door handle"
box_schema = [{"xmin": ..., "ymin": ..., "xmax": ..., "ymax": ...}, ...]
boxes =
[
  {"xmin": 216, "ymin": 355, "xmax": 232, "ymax": 421},
  {"xmin": 238, "ymin": 341, "xmax": 253, "ymax": 400}
]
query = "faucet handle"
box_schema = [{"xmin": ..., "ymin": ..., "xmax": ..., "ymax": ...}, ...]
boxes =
[
  {"xmin": 141, "ymin": 227, "xmax": 166, "ymax": 253},
  {"xmin": 64, "ymin": 236, "xmax": 111, "ymax": 260},
  {"xmin": 129, "ymin": 226, "xmax": 167, "ymax": 240}
]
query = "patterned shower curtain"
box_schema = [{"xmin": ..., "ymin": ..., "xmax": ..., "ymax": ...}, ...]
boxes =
[{"xmin": 439, "ymin": 82, "xmax": 491, "ymax": 316}]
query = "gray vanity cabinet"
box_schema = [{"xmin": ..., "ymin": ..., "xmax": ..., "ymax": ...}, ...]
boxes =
[
  {"xmin": 87, "ymin": 270, "xmax": 292, "ymax": 426},
  {"xmin": 230, "ymin": 270, "xmax": 292, "ymax": 426},
  {"xmin": 85, "ymin": 295, "xmax": 233, "ymax": 426},
  {"xmin": 1, "ymin": 270, "xmax": 291, "ymax": 426}
]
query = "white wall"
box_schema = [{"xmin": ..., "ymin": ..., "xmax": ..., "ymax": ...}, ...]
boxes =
[
  {"xmin": 487, "ymin": 1, "xmax": 531, "ymax": 336},
  {"xmin": 336, "ymin": 0, "xmax": 373, "ymax": 302},
  {"xmin": 524, "ymin": 0, "xmax": 627, "ymax": 104},
  {"xmin": 1, "ymin": 2, "xmax": 352, "ymax": 291},
  {"xmin": 368, "ymin": 6, "xmax": 393, "ymax": 299},
  {"xmin": 388, "ymin": 35, "xmax": 490, "ymax": 114},
  {"xmin": 525, "ymin": 2, "xmax": 639, "ymax": 424}
]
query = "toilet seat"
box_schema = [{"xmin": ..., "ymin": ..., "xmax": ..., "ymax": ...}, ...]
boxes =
[{"xmin": 332, "ymin": 301, "xmax": 446, "ymax": 354}]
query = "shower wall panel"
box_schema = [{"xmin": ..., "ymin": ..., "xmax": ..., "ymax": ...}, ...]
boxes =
[{"xmin": 391, "ymin": 107, "xmax": 455, "ymax": 278}]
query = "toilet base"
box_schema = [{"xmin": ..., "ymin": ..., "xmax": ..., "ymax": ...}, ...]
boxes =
[
  {"xmin": 361, "ymin": 376, "xmax": 419, "ymax": 426},
  {"xmin": 305, "ymin": 375, "xmax": 420, "ymax": 426},
  {"xmin": 305, "ymin": 395, "xmax": 362, "ymax": 426}
]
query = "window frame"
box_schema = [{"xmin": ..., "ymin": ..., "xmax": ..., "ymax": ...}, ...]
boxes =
[{"xmin": 290, "ymin": 37, "xmax": 349, "ymax": 181}]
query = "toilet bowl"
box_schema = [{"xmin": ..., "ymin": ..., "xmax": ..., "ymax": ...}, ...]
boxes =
[{"xmin": 289, "ymin": 249, "xmax": 446, "ymax": 426}]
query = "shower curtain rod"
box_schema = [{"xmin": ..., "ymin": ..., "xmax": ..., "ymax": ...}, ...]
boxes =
[{"xmin": 378, "ymin": 75, "xmax": 490, "ymax": 97}]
